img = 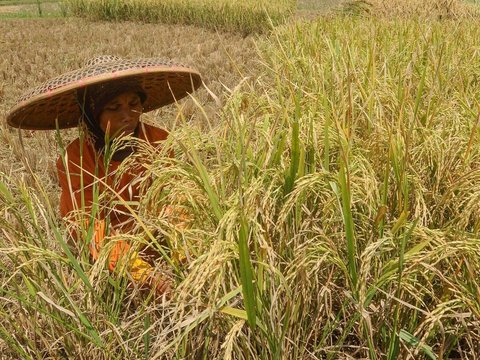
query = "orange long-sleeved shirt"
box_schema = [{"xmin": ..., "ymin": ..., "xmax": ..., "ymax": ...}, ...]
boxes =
[{"xmin": 57, "ymin": 122, "xmax": 168, "ymax": 273}]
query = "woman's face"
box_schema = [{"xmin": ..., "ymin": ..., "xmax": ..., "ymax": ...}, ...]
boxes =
[{"xmin": 99, "ymin": 91, "xmax": 143, "ymax": 138}]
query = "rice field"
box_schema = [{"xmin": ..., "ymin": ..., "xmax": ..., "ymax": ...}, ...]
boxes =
[
  {"xmin": 351, "ymin": 0, "xmax": 480, "ymax": 17},
  {"xmin": 2, "ymin": 0, "xmax": 480, "ymax": 359},
  {"xmin": 65, "ymin": 0, "xmax": 296, "ymax": 34},
  {"xmin": 0, "ymin": 1, "xmax": 63, "ymax": 18}
]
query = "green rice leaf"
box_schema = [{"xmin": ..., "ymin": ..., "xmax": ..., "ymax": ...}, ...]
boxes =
[{"xmin": 399, "ymin": 329, "xmax": 437, "ymax": 360}]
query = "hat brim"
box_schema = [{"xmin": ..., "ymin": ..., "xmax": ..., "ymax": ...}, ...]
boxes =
[{"xmin": 7, "ymin": 64, "xmax": 202, "ymax": 130}]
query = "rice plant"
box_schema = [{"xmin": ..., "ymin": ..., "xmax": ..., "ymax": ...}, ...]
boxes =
[{"xmin": 2, "ymin": 11, "xmax": 480, "ymax": 360}]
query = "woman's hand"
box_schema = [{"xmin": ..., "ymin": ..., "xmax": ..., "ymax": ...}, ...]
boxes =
[
  {"xmin": 90, "ymin": 220, "xmax": 174, "ymax": 297},
  {"xmin": 129, "ymin": 254, "xmax": 172, "ymax": 297},
  {"xmin": 148, "ymin": 271, "xmax": 172, "ymax": 297},
  {"xmin": 163, "ymin": 204, "xmax": 192, "ymax": 230}
]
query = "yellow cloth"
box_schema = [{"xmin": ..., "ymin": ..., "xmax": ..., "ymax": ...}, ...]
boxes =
[{"xmin": 90, "ymin": 219, "xmax": 153, "ymax": 286}]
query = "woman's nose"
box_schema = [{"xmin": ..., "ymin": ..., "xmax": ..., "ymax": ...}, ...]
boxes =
[{"xmin": 120, "ymin": 107, "xmax": 136, "ymax": 121}]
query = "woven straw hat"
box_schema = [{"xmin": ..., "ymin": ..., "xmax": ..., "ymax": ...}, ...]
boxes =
[{"xmin": 6, "ymin": 55, "xmax": 202, "ymax": 130}]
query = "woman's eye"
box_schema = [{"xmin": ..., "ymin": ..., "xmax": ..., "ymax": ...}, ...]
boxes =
[
  {"xmin": 106, "ymin": 105, "xmax": 120, "ymax": 111},
  {"xmin": 130, "ymin": 100, "xmax": 140, "ymax": 107}
]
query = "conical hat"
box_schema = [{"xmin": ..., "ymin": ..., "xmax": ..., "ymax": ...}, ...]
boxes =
[{"xmin": 6, "ymin": 55, "xmax": 202, "ymax": 130}]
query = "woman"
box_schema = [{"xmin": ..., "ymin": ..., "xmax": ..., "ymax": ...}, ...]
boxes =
[{"xmin": 6, "ymin": 55, "xmax": 202, "ymax": 295}]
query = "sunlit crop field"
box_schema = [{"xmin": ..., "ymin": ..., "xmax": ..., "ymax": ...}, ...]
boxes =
[
  {"xmin": 65, "ymin": 0, "xmax": 296, "ymax": 34},
  {"xmin": 0, "ymin": 0, "xmax": 64, "ymax": 18},
  {"xmin": 2, "ymin": 1, "xmax": 480, "ymax": 359},
  {"xmin": 376, "ymin": 0, "xmax": 479, "ymax": 16}
]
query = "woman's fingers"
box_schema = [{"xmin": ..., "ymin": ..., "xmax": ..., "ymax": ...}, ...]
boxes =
[
  {"xmin": 163, "ymin": 204, "xmax": 193, "ymax": 229},
  {"xmin": 150, "ymin": 272, "xmax": 172, "ymax": 297}
]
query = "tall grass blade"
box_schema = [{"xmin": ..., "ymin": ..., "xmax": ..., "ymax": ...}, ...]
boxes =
[
  {"xmin": 399, "ymin": 329, "xmax": 437, "ymax": 360},
  {"xmin": 238, "ymin": 215, "xmax": 256, "ymax": 328},
  {"xmin": 338, "ymin": 162, "xmax": 358, "ymax": 291},
  {"xmin": 387, "ymin": 219, "xmax": 418, "ymax": 360}
]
